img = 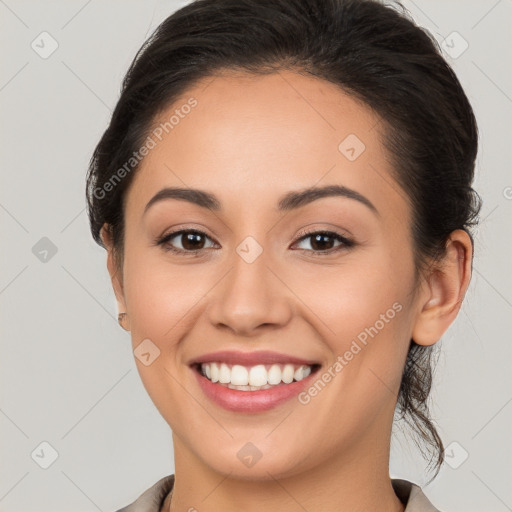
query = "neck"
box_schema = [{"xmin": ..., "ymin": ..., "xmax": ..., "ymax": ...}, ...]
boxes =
[{"xmin": 166, "ymin": 422, "xmax": 405, "ymax": 512}]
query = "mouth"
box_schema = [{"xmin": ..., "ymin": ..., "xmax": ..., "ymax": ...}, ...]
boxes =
[
  {"xmin": 192, "ymin": 362, "xmax": 321, "ymax": 391},
  {"xmin": 189, "ymin": 352, "xmax": 322, "ymax": 413}
]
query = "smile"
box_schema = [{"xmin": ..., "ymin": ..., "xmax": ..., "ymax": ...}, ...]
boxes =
[{"xmin": 199, "ymin": 362, "xmax": 314, "ymax": 391}]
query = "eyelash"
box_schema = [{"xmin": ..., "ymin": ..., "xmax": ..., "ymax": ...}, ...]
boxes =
[{"xmin": 155, "ymin": 227, "xmax": 355, "ymax": 257}]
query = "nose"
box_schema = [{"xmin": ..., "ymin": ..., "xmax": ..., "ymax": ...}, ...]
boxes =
[{"xmin": 205, "ymin": 246, "xmax": 293, "ymax": 337}]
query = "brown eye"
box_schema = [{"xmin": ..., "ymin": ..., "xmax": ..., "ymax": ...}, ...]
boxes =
[
  {"xmin": 157, "ymin": 229, "xmax": 217, "ymax": 254},
  {"xmin": 293, "ymin": 230, "xmax": 354, "ymax": 255},
  {"xmin": 308, "ymin": 233, "xmax": 336, "ymax": 251},
  {"xmin": 179, "ymin": 232, "xmax": 207, "ymax": 250}
]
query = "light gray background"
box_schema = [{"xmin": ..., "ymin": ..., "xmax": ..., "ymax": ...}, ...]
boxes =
[{"xmin": 0, "ymin": 1, "xmax": 511, "ymax": 511}]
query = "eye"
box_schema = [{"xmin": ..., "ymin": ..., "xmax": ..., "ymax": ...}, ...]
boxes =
[
  {"xmin": 156, "ymin": 229, "xmax": 217, "ymax": 255},
  {"xmin": 155, "ymin": 227, "xmax": 354, "ymax": 256},
  {"xmin": 291, "ymin": 229, "xmax": 354, "ymax": 255}
]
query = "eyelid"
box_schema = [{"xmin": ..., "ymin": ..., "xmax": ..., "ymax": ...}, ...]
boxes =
[{"xmin": 157, "ymin": 223, "xmax": 218, "ymax": 243}]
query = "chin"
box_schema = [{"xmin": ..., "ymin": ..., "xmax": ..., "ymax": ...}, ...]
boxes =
[{"xmin": 193, "ymin": 439, "xmax": 311, "ymax": 482}]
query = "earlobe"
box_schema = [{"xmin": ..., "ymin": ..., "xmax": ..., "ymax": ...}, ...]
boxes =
[
  {"xmin": 411, "ymin": 229, "xmax": 473, "ymax": 346},
  {"xmin": 100, "ymin": 224, "xmax": 129, "ymax": 324}
]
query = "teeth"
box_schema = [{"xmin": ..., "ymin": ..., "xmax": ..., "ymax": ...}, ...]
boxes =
[
  {"xmin": 210, "ymin": 363, "xmax": 219, "ymax": 383},
  {"xmin": 227, "ymin": 383, "xmax": 273, "ymax": 391},
  {"xmin": 282, "ymin": 364, "xmax": 294, "ymax": 384},
  {"xmin": 231, "ymin": 365, "xmax": 248, "ymax": 385},
  {"xmin": 249, "ymin": 365, "xmax": 267, "ymax": 386},
  {"xmin": 267, "ymin": 364, "xmax": 282, "ymax": 385},
  {"xmin": 219, "ymin": 363, "xmax": 230, "ymax": 384},
  {"xmin": 200, "ymin": 362, "xmax": 314, "ymax": 389}
]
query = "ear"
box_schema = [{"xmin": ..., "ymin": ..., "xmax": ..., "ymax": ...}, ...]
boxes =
[
  {"xmin": 100, "ymin": 224, "xmax": 128, "ymax": 316},
  {"xmin": 412, "ymin": 229, "xmax": 473, "ymax": 346}
]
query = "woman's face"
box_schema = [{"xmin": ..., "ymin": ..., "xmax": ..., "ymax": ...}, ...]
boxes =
[{"xmin": 112, "ymin": 70, "xmax": 425, "ymax": 479}]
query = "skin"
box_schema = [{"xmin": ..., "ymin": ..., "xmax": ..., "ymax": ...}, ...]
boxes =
[{"xmin": 101, "ymin": 69, "xmax": 472, "ymax": 512}]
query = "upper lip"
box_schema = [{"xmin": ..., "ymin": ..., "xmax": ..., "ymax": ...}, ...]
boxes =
[{"xmin": 189, "ymin": 350, "xmax": 320, "ymax": 367}]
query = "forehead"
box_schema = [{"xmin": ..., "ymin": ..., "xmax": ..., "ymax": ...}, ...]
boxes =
[{"xmin": 125, "ymin": 69, "xmax": 407, "ymax": 220}]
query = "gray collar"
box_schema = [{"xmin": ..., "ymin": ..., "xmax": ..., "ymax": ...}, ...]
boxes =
[{"xmin": 115, "ymin": 475, "xmax": 442, "ymax": 512}]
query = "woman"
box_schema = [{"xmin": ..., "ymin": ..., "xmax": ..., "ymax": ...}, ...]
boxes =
[{"xmin": 86, "ymin": 0, "xmax": 480, "ymax": 510}]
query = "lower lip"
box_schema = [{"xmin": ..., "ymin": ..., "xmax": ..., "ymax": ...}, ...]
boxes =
[{"xmin": 192, "ymin": 367, "xmax": 317, "ymax": 413}]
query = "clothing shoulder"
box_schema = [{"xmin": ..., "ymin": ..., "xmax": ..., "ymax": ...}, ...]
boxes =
[
  {"xmin": 114, "ymin": 474, "xmax": 175, "ymax": 512},
  {"xmin": 392, "ymin": 478, "xmax": 443, "ymax": 512}
]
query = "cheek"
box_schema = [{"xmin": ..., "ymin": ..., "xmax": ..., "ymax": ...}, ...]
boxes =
[
  {"xmin": 121, "ymin": 251, "xmax": 209, "ymax": 425},
  {"xmin": 289, "ymin": 249, "xmax": 414, "ymax": 405},
  {"xmin": 123, "ymin": 249, "xmax": 213, "ymax": 340},
  {"xmin": 297, "ymin": 249, "xmax": 413, "ymax": 340}
]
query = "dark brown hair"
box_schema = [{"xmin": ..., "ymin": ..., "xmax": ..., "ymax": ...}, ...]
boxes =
[{"xmin": 86, "ymin": 0, "xmax": 481, "ymax": 478}]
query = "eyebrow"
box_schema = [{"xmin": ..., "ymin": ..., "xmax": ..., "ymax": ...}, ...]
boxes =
[{"xmin": 143, "ymin": 184, "xmax": 379, "ymax": 216}]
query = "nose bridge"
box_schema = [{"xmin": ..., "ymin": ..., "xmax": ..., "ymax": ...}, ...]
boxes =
[
  {"xmin": 231, "ymin": 234, "xmax": 270, "ymax": 294},
  {"xmin": 207, "ymin": 232, "xmax": 292, "ymax": 335}
]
